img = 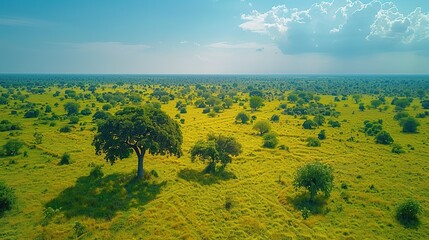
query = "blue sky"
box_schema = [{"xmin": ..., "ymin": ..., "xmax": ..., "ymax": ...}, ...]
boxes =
[{"xmin": 0, "ymin": 0, "xmax": 428, "ymax": 74}]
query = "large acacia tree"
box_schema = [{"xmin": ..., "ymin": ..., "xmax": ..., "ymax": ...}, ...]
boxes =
[{"xmin": 93, "ymin": 106, "xmax": 183, "ymax": 179}]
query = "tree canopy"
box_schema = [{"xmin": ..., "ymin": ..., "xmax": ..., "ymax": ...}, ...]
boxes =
[
  {"xmin": 93, "ymin": 106, "xmax": 183, "ymax": 179},
  {"xmin": 249, "ymin": 96, "xmax": 264, "ymax": 111},
  {"xmin": 293, "ymin": 162, "xmax": 334, "ymax": 202},
  {"xmin": 190, "ymin": 134, "xmax": 242, "ymax": 174}
]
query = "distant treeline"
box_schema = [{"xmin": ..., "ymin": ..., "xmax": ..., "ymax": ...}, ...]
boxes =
[{"xmin": 0, "ymin": 74, "xmax": 428, "ymax": 97}]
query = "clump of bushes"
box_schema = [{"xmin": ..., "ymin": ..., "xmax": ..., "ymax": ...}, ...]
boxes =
[
  {"xmin": 263, "ymin": 132, "xmax": 278, "ymax": 148},
  {"xmin": 363, "ymin": 119, "xmax": 383, "ymax": 136},
  {"xmin": 391, "ymin": 144, "xmax": 405, "ymax": 154},
  {"xmin": 375, "ymin": 130, "xmax": 394, "ymax": 145},
  {"xmin": 2, "ymin": 139, "xmax": 24, "ymax": 156},
  {"xmin": 396, "ymin": 199, "xmax": 422, "ymax": 227},
  {"xmin": 306, "ymin": 137, "xmax": 321, "ymax": 147},
  {"xmin": 318, "ymin": 130, "xmax": 326, "ymax": 140},
  {"xmin": 0, "ymin": 181, "xmax": 16, "ymax": 216},
  {"xmin": 59, "ymin": 125, "xmax": 72, "ymax": 133}
]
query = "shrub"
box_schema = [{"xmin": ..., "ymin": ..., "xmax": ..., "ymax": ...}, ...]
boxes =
[
  {"xmin": 363, "ymin": 120, "xmax": 383, "ymax": 136},
  {"xmin": 263, "ymin": 132, "xmax": 278, "ymax": 148},
  {"xmin": 328, "ymin": 120, "xmax": 341, "ymax": 128},
  {"xmin": 92, "ymin": 111, "xmax": 111, "ymax": 121},
  {"xmin": 180, "ymin": 107, "xmax": 187, "ymax": 114},
  {"xmin": 59, "ymin": 152, "xmax": 71, "ymax": 165},
  {"xmin": 202, "ymin": 108, "xmax": 211, "ymax": 114},
  {"xmin": 89, "ymin": 165, "xmax": 104, "ymax": 179},
  {"xmin": 396, "ymin": 199, "xmax": 422, "ymax": 227},
  {"xmin": 270, "ymin": 114, "xmax": 280, "ymax": 122},
  {"xmin": 391, "ymin": 144, "xmax": 405, "ymax": 154},
  {"xmin": 318, "ymin": 130, "xmax": 326, "ymax": 140},
  {"xmin": 235, "ymin": 112, "xmax": 250, "ymax": 124},
  {"xmin": 278, "ymin": 144, "xmax": 289, "ymax": 151},
  {"xmin": 213, "ymin": 105, "xmax": 223, "ymax": 113},
  {"xmin": 64, "ymin": 102, "xmax": 80, "ymax": 115},
  {"xmin": 80, "ymin": 108, "xmax": 92, "ymax": 116},
  {"xmin": 303, "ymin": 120, "xmax": 317, "ymax": 129},
  {"xmin": 102, "ymin": 103, "xmax": 112, "ymax": 111},
  {"xmin": 394, "ymin": 112, "xmax": 409, "ymax": 121},
  {"xmin": 33, "ymin": 132, "xmax": 43, "ymax": 144},
  {"xmin": 3, "ymin": 139, "xmax": 24, "ymax": 156},
  {"xmin": 59, "ymin": 125, "xmax": 72, "ymax": 133},
  {"xmin": 24, "ymin": 109, "xmax": 40, "ymax": 118},
  {"xmin": 400, "ymin": 117, "xmax": 420, "ymax": 133},
  {"xmin": 375, "ymin": 130, "xmax": 394, "ymax": 145},
  {"xmin": 293, "ymin": 162, "xmax": 333, "ymax": 202},
  {"xmin": 0, "ymin": 181, "xmax": 16, "ymax": 216},
  {"xmin": 313, "ymin": 115, "xmax": 325, "ymax": 126},
  {"xmin": 69, "ymin": 116, "xmax": 79, "ymax": 124},
  {"xmin": 253, "ymin": 120, "xmax": 271, "ymax": 135},
  {"xmin": 306, "ymin": 137, "xmax": 321, "ymax": 147}
]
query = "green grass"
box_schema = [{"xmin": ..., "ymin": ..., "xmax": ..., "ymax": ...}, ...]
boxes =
[{"xmin": 0, "ymin": 84, "xmax": 428, "ymax": 239}]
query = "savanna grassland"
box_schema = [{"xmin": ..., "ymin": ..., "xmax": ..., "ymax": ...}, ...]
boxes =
[{"xmin": 0, "ymin": 75, "xmax": 428, "ymax": 240}]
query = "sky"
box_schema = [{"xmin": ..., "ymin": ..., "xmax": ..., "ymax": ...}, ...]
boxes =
[{"xmin": 0, "ymin": 0, "xmax": 428, "ymax": 74}]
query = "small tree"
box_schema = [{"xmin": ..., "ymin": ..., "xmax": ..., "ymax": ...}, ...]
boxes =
[
  {"xmin": 303, "ymin": 120, "xmax": 317, "ymax": 130},
  {"xmin": 375, "ymin": 130, "xmax": 394, "ymax": 145},
  {"xmin": 263, "ymin": 132, "xmax": 278, "ymax": 148},
  {"xmin": 396, "ymin": 199, "xmax": 422, "ymax": 227},
  {"xmin": 400, "ymin": 117, "xmax": 420, "ymax": 133},
  {"xmin": 33, "ymin": 132, "xmax": 43, "ymax": 144},
  {"xmin": 306, "ymin": 137, "xmax": 321, "ymax": 147},
  {"xmin": 318, "ymin": 130, "xmax": 326, "ymax": 140},
  {"xmin": 59, "ymin": 152, "xmax": 71, "ymax": 165},
  {"xmin": 64, "ymin": 102, "xmax": 80, "ymax": 116},
  {"xmin": 270, "ymin": 114, "xmax": 280, "ymax": 122},
  {"xmin": 0, "ymin": 181, "xmax": 16, "ymax": 216},
  {"xmin": 313, "ymin": 115, "xmax": 325, "ymax": 126},
  {"xmin": 293, "ymin": 162, "xmax": 334, "ymax": 202},
  {"xmin": 235, "ymin": 112, "xmax": 250, "ymax": 124},
  {"xmin": 3, "ymin": 139, "xmax": 24, "ymax": 156},
  {"xmin": 249, "ymin": 96, "xmax": 264, "ymax": 111},
  {"xmin": 160, "ymin": 95, "xmax": 170, "ymax": 104},
  {"xmin": 190, "ymin": 134, "xmax": 242, "ymax": 174},
  {"xmin": 253, "ymin": 120, "xmax": 271, "ymax": 135},
  {"xmin": 93, "ymin": 106, "xmax": 182, "ymax": 179}
]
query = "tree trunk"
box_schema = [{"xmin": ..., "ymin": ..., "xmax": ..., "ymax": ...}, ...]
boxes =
[{"xmin": 137, "ymin": 153, "xmax": 144, "ymax": 179}]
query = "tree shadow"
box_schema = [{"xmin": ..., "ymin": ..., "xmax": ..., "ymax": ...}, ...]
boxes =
[
  {"xmin": 46, "ymin": 172, "xmax": 166, "ymax": 220},
  {"xmin": 287, "ymin": 192, "xmax": 329, "ymax": 215},
  {"xmin": 397, "ymin": 217, "xmax": 421, "ymax": 229},
  {"xmin": 178, "ymin": 168, "xmax": 236, "ymax": 185}
]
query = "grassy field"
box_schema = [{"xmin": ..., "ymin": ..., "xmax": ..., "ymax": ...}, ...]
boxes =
[{"xmin": 0, "ymin": 82, "xmax": 428, "ymax": 240}]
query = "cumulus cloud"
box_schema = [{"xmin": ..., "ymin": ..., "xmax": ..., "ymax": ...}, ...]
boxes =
[{"xmin": 240, "ymin": 0, "xmax": 429, "ymax": 55}]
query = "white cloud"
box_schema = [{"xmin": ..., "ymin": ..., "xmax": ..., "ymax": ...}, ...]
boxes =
[
  {"xmin": 207, "ymin": 41, "xmax": 272, "ymax": 50},
  {"xmin": 240, "ymin": 0, "xmax": 429, "ymax": 55}
]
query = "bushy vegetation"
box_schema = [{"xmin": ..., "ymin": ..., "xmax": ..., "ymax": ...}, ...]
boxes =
[
  {"xmin": 0, "ymin": 181, "xmax": 16, "ymax": 216},
  {"xmin": 396, "ymin": 199, "xmax": 422, "ymax": 227},
  {"xmin": 306, "ymin": 137, "xmax": 321, "ymax": 147},
  {"xmin": 375, "ymin": 130, "xmax": 394, "ymax": 145},
  {"xmin": 293, "ymin": 162, "xmax": 334, "ymax": 202},
  {"xmin": 262, "ymin": 132, "xmax": 278, "ymax": 148},
  {"xmin": 253, "ymin": 120, "xmax": 271, "ymax": 135},
  {"xmin": 2, "ymin": 139, "xmax": 24, "ymax": 156}
]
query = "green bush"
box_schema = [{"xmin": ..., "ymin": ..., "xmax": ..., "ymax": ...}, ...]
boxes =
[
  {"xmin": 69, "ymin": 116, "xmax": 79, "ymax": 124},
  {"xmin": 318, "ymin": 130, "xmax": 326, "ymax": 140},
  {"xmin": 400, "ymin": 117, "xmax": 420, "ymax": 133},
  {"xmin": 2, "ymin": 139, "xmax": 24, "ymax": 156},
  {"xmin": 303, "ymin": 120, "xmax": 317, "ymax": 129},
  {"xmin": 306, "ymin": 137, "xmax": 321, "ymax": 147},
  {"xmin": 263, "ymin": 132, "xmax": 278, "ymax": 148},
  {"xmin": 0, "ymin": 181, "xmax": 16, "ymax": 216},
  {"xmin": 59, "ymin": 152, "xmax": 71, "ymax": 165},
  {"xmin": 375, "ymin": 130, "xmax": 394, "ymax": 145},
  {"xmin": 293, "ymin": 162, "xmax": 333, "ymax": 202},
  {"xmin": 391, "ymin": 144, "xmax": 405, "ymax": 154},
  {"xmin": 396, "ymin": 199, "xmax": 422, "ymax": 227},
  {"xmin": 59, "ymin": 125, "xmax": 72, "ymax": 133},
  {"xmin": 270, "ymin": 114, "xmax": 280, "ymax": 122}
]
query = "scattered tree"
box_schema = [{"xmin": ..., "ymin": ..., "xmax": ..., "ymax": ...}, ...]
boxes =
[
  {"xmin": 400, "ymin": 117, "xmax": 420, "ymax": 133},
  {"xmin": 190, "ymin": 134, "xmax": 242, "ymax": 174},
  {"xmin": 0, "ymin": 181, "xmax": 16, "ymax": 216},
  {"xmin": 253, "ymin": 120, "xmax": 271, "ymax": 135},
  {"xmin": 249, "ymin": 96, "xmax": 264, "ymax": 111},
  {"xmin": 303, "ymin": 120, "xmax": 317, "ymax": 130},
  {"xmin": 2, "ymin": 139, "xmax": 24, "ymax": 156},
  {"xmin": 93, "ymin": 106, "xmax": 183, "ymax": 179},
  {"xmin": 375, "ymin": 130, "xmax": 394, "ymax": 145},
  {"xmin": 270, "ymin": 114, "xmax": 280, "ymax": 122},
  {"xmin": 263, "ymin": 132, "xmax": 278, "ymax": 148},
  {"xmin": 33, "ymin": 132, "xmax": 43, "ymax": 144},
  {"xmin": 318, "ymin": 130, "xmax": 326, "ymax": 140},
  {"xmin": 306, "ymin": 137, "xmax": 321, "ymax": 147},
  {"xmin": 396, "ymin": 199, "xmax": 422, "ymax": 227},
  {"xmin": 293, "ymin": 162, "xmax": 334, "ymax": 202},
  {"xmin": 235, "ymin": 112, "xmax": 250, "ymax": 124},
  {"xmin": 59, "ymin": 152, "xmax": 71, "ymax": 165},
  {"xmin": 64, "ymin": 102, "xmax": 80, "ymax": 116}
]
